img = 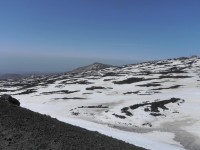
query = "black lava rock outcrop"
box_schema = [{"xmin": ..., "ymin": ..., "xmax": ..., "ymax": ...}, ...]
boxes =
[
  {"xmin": 0, "ymin": 99, "xmax": 146, "ymax": 150},
  {"xmin": 0, "ymin": 94, "xmax": 20, "ymax": 106},
  {"xmin": 121, "ymin": 98, "xmax": 184, "ymax": 117}
]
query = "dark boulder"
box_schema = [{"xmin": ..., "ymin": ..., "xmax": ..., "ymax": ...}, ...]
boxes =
[{"xmin": 0, "ymin": 94, "xmax": 20, "ymax": 106}]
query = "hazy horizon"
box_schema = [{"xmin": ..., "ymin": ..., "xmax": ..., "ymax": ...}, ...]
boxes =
[
  {"xmin": 0, "ymin": 54, "xmax": 140, "ymax": 74},
  {"xmin": 0, "ymin": 54, "xmax": 198, "ymax": 74},
  {"xmin": 1, "ymin": 0, "xmax": 200, "ymax": 73}
]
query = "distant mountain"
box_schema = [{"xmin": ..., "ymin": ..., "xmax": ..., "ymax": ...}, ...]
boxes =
[{"xmin": 69, "ymin": 62, "xmax": 113, "ymax": 74}]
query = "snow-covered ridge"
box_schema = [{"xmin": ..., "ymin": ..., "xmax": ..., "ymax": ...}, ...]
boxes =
[{"xmin": 1, "ymin": 56, "xmax": 200, "ymax": 150}]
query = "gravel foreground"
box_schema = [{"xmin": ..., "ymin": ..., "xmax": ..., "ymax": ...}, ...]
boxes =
[{"xmin": 0, "ymin": 100, "xmax": 146, "ymax": 150}]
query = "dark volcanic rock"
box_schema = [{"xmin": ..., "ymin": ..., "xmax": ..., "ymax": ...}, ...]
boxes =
[
  {"xmin": 112, "ymin": 113, "xmax": 126, "ymax": 119},
  {"xmin": 159, "ymin": 75, "xmax": 192, "ymax": 79},
  {"xmin": 0, "ymin": 94, "xmax": 20, "ymax": 106},
  {"xmin": 113, "ymin": 77, "xmax": 145, "ymax": 84},
  {"xmin": 123, "ymin": 91, "xmax": 140, "ymax": 95},
  {"xmin": 137, "ymin": 83, "xmax": 161, "ymax": 87},
  {"xmin": 78, "ymin": 105, "xmax": 109, "ymax": 108},
  {"xmin": 14, "ymin": 89, "xmax": 37, "ymax": 95},
  {"xmin": 142, "ymin": 122, "xmax": 152, "ymax": 127},
  {"xmin": 121, "ymin": 107, "xmax": 133, "ymax": 116},
  {"xmin": 152, "ymin": 85, "xmax": 182, "ymax": 90},
  {"xmin": 150, "ymin": 113, "xmax": 165, "ymax": 117},
  {"xmin": 121, "ymin": 98, "xmax": 184, "ymax": 117},
  {"xmin": 102, "ymin": 72, "xmax": 122, "ymax": 77},
  {"xmin": 54, "ymin": 97, "xmax": 86, "ymax": 100},
  {"xmin": 86, "ymin": 86, "xmax": 107, "ymax": 90},
  {"xmin": 0, "ymin": 100, "xmax": 145, "ymax": 150},
  {"xmin": 41, "ymin": 90, "xmax": 79, "ymax": 95}
]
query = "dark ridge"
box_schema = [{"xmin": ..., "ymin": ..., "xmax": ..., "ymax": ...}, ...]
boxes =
[
  {"xmin": 3, "ymin": 83, "xmax": 33, "ymax": 88},
  {"xmin": 112, "ymin": 113, "xmax": 126, "ymax": 119},
  {"xmin": 159, "ymin": 75, "xmax": 192, "ymax": 79},
  {"xmin": 137, "ymin": 83, "xmax": 161, "ymax": 87},
  {"xmin": 123, "ymin": 91, "xmax": 140, "ymax": 95},
  {"xmin": 103, "ymin": 78, "xmax": 116, "ymax": 81},
  {"xmin": 113, "ymin": 77, "xmax": 158, "ymax": 85},
  {"xmin": 166, "ymin": 66, "xmax": 187, "ymax": 73},
  {"xmin": 75, "ymin": 80, "xmax": 94, "ymax": 84},
  {"xmin": 46, "ymin": 79, "xmax": 56, "ymax": 84},
  {"xmin": 152, "ymin": 85, "xmax": 182, "ymax": 90},
  {"xmin": 0, "ymin": 99, "xmax": 146, "ymax": 150},
  {"xmin": 176, "ymin": 57, "xmax": 189, "ymax": 60},
  {"xmin": 54, "ymin": 97, "xmax": 86, "ymax": 100},
  {"xmin": 113, "ymin": 77, "xmax": 145, "ymax": 84},
  {"xmin": 82, "ymin": 93, "xmax": 92, "ymax": 95},
  {"xmin": 155, "ymin": 62, "xmax": 171, "ymax": 65},
  {"xmin": 86, "ymin": 86, "xmax": 113, "ymax": 90},
  {"xmin": 13, "ymin": 89, "xmax": 37, "ymax": 95},
  {"xmin": 3, "ymin": 82, "xmax": 39, "ymax": 91},
  {"xmin": 150, "ymin": 113, "xmax": 165, "ymax": 117},
  {"xmin": 67, "ymin": 80, "xmax": 94, "ymax": 85},
  {"xmin": 137, "ymin": 71, "xmax": 152, "ymax": 75},
  {"xmin": 0, "ymin": 89, "xmax": 15, "ymax": 92},
  {"xmin": 41, "ymin": 90, "xmax": 79, "ymax": 95},
  {"xmin": 85, "ymin": 77, "xmax": 101, "ymax": 80},
  {"xmin": 60, "ymin": 79, "xmax": 78, "ymax": 84},
  {"xmin": 2, "ymin": 76, "xmax": 59, "ymax": 91},
  {"xmin": 102, "ymin": 72, "xmax": 123, "ymax": 77}
]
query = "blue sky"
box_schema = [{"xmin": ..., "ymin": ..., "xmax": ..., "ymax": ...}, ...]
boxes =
[{"xmin": 0, "ymin": 0, "xmax": 200, "ymax": 73}]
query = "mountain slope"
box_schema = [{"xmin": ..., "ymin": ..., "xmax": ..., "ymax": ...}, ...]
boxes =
[
  {"xmin": 1, "ymin": 56, "xmax": 200, "ymax": 150},
  {"xmin": 69, "ymin": 62, "xmax": 113, "ymax": 74},
  {"xmin": 0, "ymin": 99, "xmax": 145, "ymax": 150}
]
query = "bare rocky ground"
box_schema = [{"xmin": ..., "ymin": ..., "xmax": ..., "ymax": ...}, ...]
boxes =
[{"xmin": 0, "ymin": 100, "xmax": 146, "ymax": 150}]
